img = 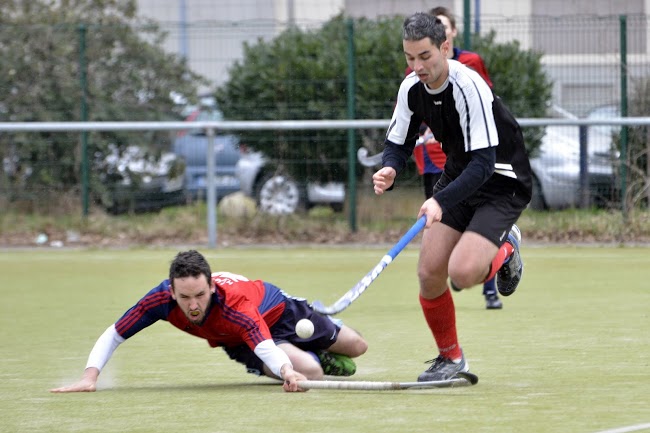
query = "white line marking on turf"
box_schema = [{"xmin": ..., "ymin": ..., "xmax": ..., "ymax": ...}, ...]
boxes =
[{"xmin": 593, "ymin": 423, "xmax": 650, "ymax": 433}]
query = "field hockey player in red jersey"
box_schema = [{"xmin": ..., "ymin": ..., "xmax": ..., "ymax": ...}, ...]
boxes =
[{"xmin": 51, "ymin": 250, "xmax": 367, "ymax": 393}]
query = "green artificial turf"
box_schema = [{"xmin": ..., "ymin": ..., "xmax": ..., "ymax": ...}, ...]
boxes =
[{"xmin": 0, "ymin": 246, "xmax": 648, "ymax": 433}]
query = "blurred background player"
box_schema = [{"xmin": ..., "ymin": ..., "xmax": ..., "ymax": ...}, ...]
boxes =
[
  {"xmin": 51, "ymin": 250, "xmax": 367, "ymax": 394},
  {"xmin": 411, "ymin": 6, "xmax": 500, "ymax": 309}
]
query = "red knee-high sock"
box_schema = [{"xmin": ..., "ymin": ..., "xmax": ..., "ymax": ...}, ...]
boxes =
[
  {"xmin": 419, "ymin": 289, "xmax": 462, "ymax": 360},
  {"xmin": 484, "ymin": 242, "xmax": 514, "ymax": 282}
]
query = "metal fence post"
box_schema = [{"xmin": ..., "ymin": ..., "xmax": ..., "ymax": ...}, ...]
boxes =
[
  {"xmin": 579, "ymin": 125, "xmax": 589, "ymax": 208},
  {"xmin": 619, "ymin": 15, "xmax": 628, "ymax": 220},
  {"xmin": 206, "ymin": 127, "xmax": 217, "ymax": 248},
  {"xmin": 346, "ymin": 18, "xmax": 357, "ymax": 232},
  {"xmin": 463, "ymin": 0, "xmax": 471, "ymax": 50},
  {"xmin": 78, "ymin": 24, "xmax": 89, "ymax": 218}
]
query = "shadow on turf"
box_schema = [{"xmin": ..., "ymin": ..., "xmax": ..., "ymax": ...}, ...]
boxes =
[{"xmin": 98, "ymin": 380, "xmax": 282, "ymax": 392}]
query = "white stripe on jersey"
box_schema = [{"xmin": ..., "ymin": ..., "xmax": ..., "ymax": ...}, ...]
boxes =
[
  {"xmin": 446, "ymin": 60, "xmax": 497, "ymax": 152},
  {"xmin": 386, "ymin": 60, "xmax": 497, "ymax": 153},
  {"xmin": 386, "ymin": 72, "xmax": 419, "ymax": 142},
  {"xmin": 494, "ymin": 162, "xmax": 518, "ymax": 179}
]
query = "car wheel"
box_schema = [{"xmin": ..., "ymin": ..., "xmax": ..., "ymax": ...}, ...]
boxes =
[
  {"xmin": 255, "ymin": 173, "xmax": 303, "ymax": 215},
  {"xmin": 529, "ymin": 174, "xmax": 547, "ymax": 210}
]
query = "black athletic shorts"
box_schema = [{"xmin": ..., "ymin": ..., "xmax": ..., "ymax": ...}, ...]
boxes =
[
  {"xmin": 222, "ymin": 295, "xmax": 341, "ymax": 376},
  {"xmin": 434, "ymin": 172, "xmax": 530, "ymax": 246}
]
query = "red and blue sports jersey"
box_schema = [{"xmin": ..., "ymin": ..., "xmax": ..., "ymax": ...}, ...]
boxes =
[
  {"xmin": 408, "ymin": 47, "xmax": 493, "ymax": 176},
  {"xmin": 114, "ymin": 272, "xmax": 287, "ymax": 351},
  {"xmin": 453, "ymin": 48, "xmax": 492, "ymax": 88}
]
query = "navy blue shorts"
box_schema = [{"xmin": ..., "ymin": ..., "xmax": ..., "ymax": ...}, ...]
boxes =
[
  {"xmin": 222, "ymin": 295, "xmax": 341, "ymax": 376},
  {"xmin": 434, "ymin": 173, "xmax": 530, "ymax": 246}
]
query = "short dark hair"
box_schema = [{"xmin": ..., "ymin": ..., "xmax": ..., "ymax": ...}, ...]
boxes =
[
  {"xmin": 429, "ymin": 6, "xmax": 457, "ymax": 30},
  {"xmin": 169, "ymin": 250, "xmax": 212, "ymax": 288},
  {"xmin": 403, "ymin": 12, "xmax": 447, "ymax": 47}
]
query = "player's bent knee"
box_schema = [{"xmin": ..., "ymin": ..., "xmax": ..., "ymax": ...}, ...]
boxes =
[
  {"xmin": 337, "ymin": 327, "xmax": 369, "ymax": 357},
  {"xmin": 349, "ymin": 337, "xmax": 368, "ymax": 358},
  {"xmin": 449, "ymin": 267, "xmax": 482, "ymax": 288},
  {"xmin": 449, "ymin": 273, "xmax": 473, "ymax": 289}
]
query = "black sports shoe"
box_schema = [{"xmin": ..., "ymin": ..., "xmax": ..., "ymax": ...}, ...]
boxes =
[
  {"xmin": 417, "ymin": 352, "xmax": 470, "ymax": 382},
  {"xmin": 497, "ymin": 224, "xmax": 523, "ymax": 296},
  {"xmin": 485, "ymin": 294, "xmax": 503, "ymax": 309}
]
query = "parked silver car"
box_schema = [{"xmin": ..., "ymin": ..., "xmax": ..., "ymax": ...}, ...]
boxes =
[
  {"xmin": 529, "ymin": 123, "xmax": 617, "ymax": 210},
  {"xmin": 171, "ymin": 102, "xmax": 241, "ymax": 202},
  {"xmin": 235, "ymin": 149, "xmax": 345, "ymax": 215}
]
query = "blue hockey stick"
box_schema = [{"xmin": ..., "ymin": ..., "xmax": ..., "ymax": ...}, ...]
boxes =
[{"xmin": 311, "ymin": 215, "xmax": 427, "ymax": 315}]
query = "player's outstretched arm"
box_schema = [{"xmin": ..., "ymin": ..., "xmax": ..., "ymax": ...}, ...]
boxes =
[
  {"xmin": 50, "ymin": 324, "xmax": 124, "ymax": 393},
  {"xmin": 50, "ymin": 367, "xmax": 100, "ymax": 393}
]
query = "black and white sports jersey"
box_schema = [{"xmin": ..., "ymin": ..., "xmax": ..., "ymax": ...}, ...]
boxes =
[{"xmin": 383, "ymin": 59, "xmax": 532, "ymax": 203}]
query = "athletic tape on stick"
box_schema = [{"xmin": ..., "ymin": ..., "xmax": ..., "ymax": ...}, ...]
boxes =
[{"xmin": 297, "ymin": 377, "xmax": 474, "ymax": 391}]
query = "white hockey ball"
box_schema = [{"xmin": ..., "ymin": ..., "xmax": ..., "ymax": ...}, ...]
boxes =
[{"xmin": 295, "ymin": 319, "xmax": 315, "ymax": 339}]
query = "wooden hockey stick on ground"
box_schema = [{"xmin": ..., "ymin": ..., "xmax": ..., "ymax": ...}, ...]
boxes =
[{"xmin": 297, "ymin": 372, "xmax": 478, "ymax": 391}]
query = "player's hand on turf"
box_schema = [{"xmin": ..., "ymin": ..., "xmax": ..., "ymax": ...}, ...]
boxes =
[
  {"xmin": 281, "ymin": 365, "xmax": 307, "ymax": 392},
  {"xmin": 50, "ymin": 367, "xmax": 99, "ymax": 393},
  {"xmin": 50, "ymin": 378, "xmax": 96, "ymax": 393},
  {"xmin": 418, "ymin": 198, "xmax": 443, "ymax": 228},
  {"xmin": 372, "ymin": 167, "xmax": 396, "ymax": 195}
]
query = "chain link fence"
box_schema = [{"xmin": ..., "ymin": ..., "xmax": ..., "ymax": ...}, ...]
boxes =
[{"xmin": 1, "ymin": 13, "xmax": 649, "ymax": 229}]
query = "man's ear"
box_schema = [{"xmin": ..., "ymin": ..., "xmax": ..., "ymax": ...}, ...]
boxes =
[
  {"xmin": 169, "ymin": 281, "xmax": 176, "ymax": 300},
  {"xmin": 441, "ymin": 39, "xmax": 450, "ymax": 56},
  {"xmin": 210, "ymin": 279, "xmax": 216, "ymax": 294}
]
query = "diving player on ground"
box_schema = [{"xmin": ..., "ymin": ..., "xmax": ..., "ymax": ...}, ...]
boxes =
[{"xmin": 51, "ymin": 250, "xmax": 367, "ymax": 393}]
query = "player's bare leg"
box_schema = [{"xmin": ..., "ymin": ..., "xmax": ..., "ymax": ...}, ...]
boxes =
[
  {"xmin": 271, "ymin": 343, "xmax": 324, "ymax": 380},
  {"xmin": 417, "ymin": 223, "xmax": 459, "ymax": 298},
  {"xmin": 326, "ymin": 325, "xmax": 367, "ymax": 358},
  {"xmin": 448, "ymin": 231, "xmax": 499, "ymax": 289},
  {"xmin": 417, "ymin": 224, "xmax": 480, "ymax": 382}
]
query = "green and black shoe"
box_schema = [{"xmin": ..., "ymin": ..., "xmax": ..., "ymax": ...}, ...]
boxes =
[{"xmin": 317, "ymin": 351, "xmax": 357, "ymax": 376}]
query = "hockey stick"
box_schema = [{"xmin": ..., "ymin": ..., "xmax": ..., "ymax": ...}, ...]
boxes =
[
  {"xmin": 297, "ymin": 372, "xmax": 478, "ymax": 391},
  {"xmin": 357, "ymin": 147, "xmax": 383, "ymax": 168},
  {"xmin": 357, "ymin": 132, "xmax": 435, "ymax": 168},
  {"xmin": 311, "ymin": 215, "xmax": 427, "ymax": 315}
]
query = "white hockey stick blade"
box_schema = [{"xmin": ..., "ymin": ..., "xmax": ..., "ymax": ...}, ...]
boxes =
[
  {"xmin": 357, "ymin": 147, "xmax": 383, "ymax": 167},
  {"xmin": 297, "ymin": 373, "xmax": 477, "ymax": 391}
]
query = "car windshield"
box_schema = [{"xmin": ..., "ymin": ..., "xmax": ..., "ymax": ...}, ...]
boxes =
[{"xmin": 587, "ymin": 105, "xmax": 620, "ymax": 137}]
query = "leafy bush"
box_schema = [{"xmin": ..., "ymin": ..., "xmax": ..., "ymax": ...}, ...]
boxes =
[
  {"xmin": 216, "ymin": 15, "xmax": 406, "ymax": 183},
  {"xmin": 216, "ymin": 14, "xmax": 553, "ymax": 182}
]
